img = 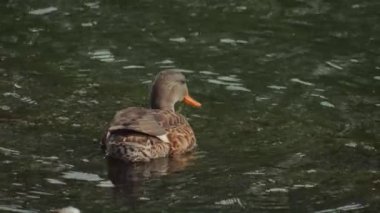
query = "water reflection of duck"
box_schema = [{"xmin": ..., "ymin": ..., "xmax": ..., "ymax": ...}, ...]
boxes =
[
  {"xmin": 107, "ymin": 154, "xmax": 194, "ymax": 184},
  {"xmin": 101, "ymin": 70, "xmax": 201, "ymax": 162},
  {"xmin": 107, "ymin": 154, "xmax": 195, "ymax": 197}
]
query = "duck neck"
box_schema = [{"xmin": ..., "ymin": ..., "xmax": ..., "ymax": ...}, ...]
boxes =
[
  {"xmin": 150, "ymin": 88, "xmax": 176, "ymax": 111},
  {"xmin": 150, "ymin": 99, "xmax": 175, "ymax": 111}
]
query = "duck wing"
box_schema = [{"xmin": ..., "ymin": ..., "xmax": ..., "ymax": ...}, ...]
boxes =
[
  {"xmin": 107, "ymin": 107, "xmax": 190, "ymax": 143},
  {"xmin": 108, "ymin": 107, "xmax": 167, "ymax": 138}
]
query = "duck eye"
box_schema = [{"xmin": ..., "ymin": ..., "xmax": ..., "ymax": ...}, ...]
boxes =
[{"xmin": 179, "ymin": 80, "xmax": 186, "ymax": 84}]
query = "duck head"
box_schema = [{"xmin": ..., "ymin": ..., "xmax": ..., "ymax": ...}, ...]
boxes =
[{"xmin": 150, "ymin": 70, "xmax": 201, "ymax": 111}]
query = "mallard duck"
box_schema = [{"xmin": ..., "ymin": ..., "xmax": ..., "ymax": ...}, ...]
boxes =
[{"xmin": 101, "ymin": 70, "xmax": 201, "ymax": 162}]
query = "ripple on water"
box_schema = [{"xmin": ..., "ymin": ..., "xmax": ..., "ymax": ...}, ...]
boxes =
[
  {"xmin": 315, "ymin": 203, "xmax": 368, "ymax": 213},
  {"xmin": 123, "ymin": 65, "xmax": 145, "ymax": 69},
  {"xmin": 28, "ymin": 190, "xmax": 53, "ymax": 196},
  {"xmin": 84, "ymin": 2, "xmax": 100, "ymax": 9},
  {"xmin": 29, "ymin": 7, "xmax": 58, "ymax": 15},
  {"xmin": 199, "ymin": 70, "xmax": 218, "ymax": 75},
  {"xmin": 290, "ymin": 78, "xmax": 314, "ymax": 86},
  {"xmin": 310, "ymin": 94, "xmax": 327, "ymax": 99},
  {"xmin": 176, "ymin": 69, "xmax": 194, "ymax": 73},
  {"xmin": 155, "ymin": 60, "xmax": 175, "ymax": 69},
  {"xmin": 256, "ymin": 96, "xmax": 270, "ymax": 101},
  {"xmin": 207, "ymin": 74, "xmax": 251, "ymax": 92},
  {"xmin": 96, "ymin": 180, "xmax": 114, "ymax": 188},
  {"xmin": 159, "ymin": 65, "xmax": 176, "ymax": 69},
  {"xmin": 56, "ymin": 206, "xmax": 81, "ymax": 213},
  {"xmin": 291, "ymin": 184, "xmax": 316, "ymax": 189},
  {"xmin": 62, "ymin": 171, "xmax": 102, "ymax": 182},
  {"xmin": 265, "ymin": 188, "xmax": 288, "ymax": 193},
  {"xmin": 169, "ymin": 37, "xmax": 187, "ymax": 43},
  {"xmin": 89, "ymin": 49, "xmax": 115, "ymax": 62},
  {"xmin": 243, "ymin": 170, "xmax": 265, "ymax": 175},
  {"xmin": 155, "ymin": 59, "xmax": 174, "ymax": 65},
  {"xmin": 225, "ymin": 85, "xmax": 251, "ymax": 92},
  {"xmin": 207, "ymin": 79, "xmax": 235, "ymax": 85},
  {"xmin": 3, "ymin": 92, "xmax": 38, "ymax": 105},
  {"xmin": 215, "ymin": 198, "xmax": 244, "ymax": 207},
  {"xmin": 320, "ymin": 101, "xmax": 335, "ymax": 108},
  {"xmin": 267, "ymin": 85, "xmax": 287, "ymax": 90},
  {"xmin": 0, "ymin": 147, "xmax": 20, "ymax": 156},
  {"xmin": 220, "ymin": 38, "xmax": 248, "ymax": 45},
  {"xmin": 81, "ymin": 22, "xmax": 97, "ymax": 27},
  {"xmin": 217, "ymin": 75, "xmax": 241, "ymax": 82},
  {"xmin": 325, "ymin": 61, "xmax": 343, "ymax": 70},
  {"xmin": 45, "ymin": 178, "xmax": 67, "ymax": 185},
  {"xmin": 0, "ymin": 205, "xmax": 37, "ymax": 213}
]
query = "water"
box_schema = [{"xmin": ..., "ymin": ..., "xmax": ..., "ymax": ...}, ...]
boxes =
[{"xmin": 0, "ymin": 0, "xmax": 379, "ymax": 212}]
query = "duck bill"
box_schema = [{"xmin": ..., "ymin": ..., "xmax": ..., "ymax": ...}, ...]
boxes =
[{"xmin": 183, "ymin": 95, "xmax": 202, "ymax": 108}]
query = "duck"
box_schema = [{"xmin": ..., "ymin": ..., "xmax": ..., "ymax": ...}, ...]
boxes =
[{"xmin": 101, "ymin": 70, "xmax": 201, "ymax": 162}]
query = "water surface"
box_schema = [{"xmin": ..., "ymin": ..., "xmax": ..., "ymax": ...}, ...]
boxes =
[{"xmin": 0, "ymin": 0, "xmax": 379, "ymax": 212}]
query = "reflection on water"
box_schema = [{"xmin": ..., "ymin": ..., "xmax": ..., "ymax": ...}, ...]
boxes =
[
  {"xmin": 0, "ymin": 0, "xmax": 379, "ymax": 212},
  {"xmin": 107, "ymin": 154, "xmax": 194, "ymax": 194}
]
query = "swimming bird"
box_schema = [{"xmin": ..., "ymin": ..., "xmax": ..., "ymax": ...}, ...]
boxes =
[{"xmin": 101, "ymin": 70, "xmax": 201, "ymax": 162}]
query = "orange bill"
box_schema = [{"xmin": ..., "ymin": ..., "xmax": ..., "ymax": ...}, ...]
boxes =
[{"xmin": 183, "ymin": 95, "xmax": 202, "ymax": 108}]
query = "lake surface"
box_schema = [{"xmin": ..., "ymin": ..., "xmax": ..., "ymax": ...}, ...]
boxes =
[{"xmin": 0, "ymin": 0, "xmax": 379, "ymax": 212}]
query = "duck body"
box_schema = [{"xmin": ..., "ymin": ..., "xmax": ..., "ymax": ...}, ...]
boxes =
[
  {"xmin": 102, "ymin": 107, "xmax": 196, "ymax": 162},
  {"xmin": 102, "ymin": 70, "xmax": 201, "ymax": 163}
]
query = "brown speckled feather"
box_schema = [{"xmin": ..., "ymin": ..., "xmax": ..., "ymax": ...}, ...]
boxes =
[{"xmin": 102, "ymin": 107, "xmax": 196, "ymax": 162}]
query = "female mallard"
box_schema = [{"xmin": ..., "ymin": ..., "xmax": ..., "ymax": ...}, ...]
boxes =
[{"xmin": 102, "ymin": 70, "xmax": 201, "ymax": 162}]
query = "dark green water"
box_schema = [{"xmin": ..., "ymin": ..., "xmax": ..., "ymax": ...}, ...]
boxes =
[{"xmin": 0, "ymin": 0, "xmax": 379, "ymax": 212}]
